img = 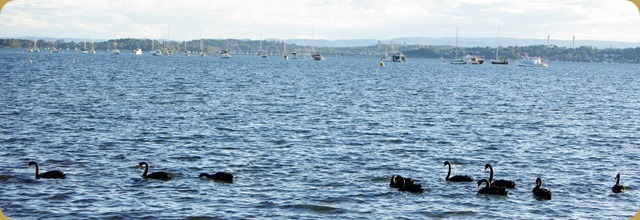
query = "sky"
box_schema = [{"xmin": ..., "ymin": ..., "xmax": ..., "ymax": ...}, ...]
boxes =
[{"xmin": 0, "ymin": 0, "xmax": 639, "ymax": 43}]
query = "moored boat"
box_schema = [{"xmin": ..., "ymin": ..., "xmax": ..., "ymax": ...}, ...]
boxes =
[{"xmin": 517, "ymin": 54, "xmax": 548, "ymax": 67}]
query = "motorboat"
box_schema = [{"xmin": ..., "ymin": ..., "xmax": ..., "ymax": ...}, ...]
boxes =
[{"xmin": 517, "ymin": 54, "xmax": 548, "ymax": 67}]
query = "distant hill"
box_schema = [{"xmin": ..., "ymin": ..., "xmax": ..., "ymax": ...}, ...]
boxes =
[
  {"xmin": 281, "ymin": 37, "xmax": 640, "ymax": 49},
  {"xmin": 6, "ymin": 36, "xmax": 640, "ymax": 49}
]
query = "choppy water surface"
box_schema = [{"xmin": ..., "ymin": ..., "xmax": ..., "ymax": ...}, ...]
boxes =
[{"xmin": 1, "ymin": 50, "xmax": 639, "ymax": 219}]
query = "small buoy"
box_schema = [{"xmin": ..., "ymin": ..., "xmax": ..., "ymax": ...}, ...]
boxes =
[
  {"xmin": 29, "ymin": 58, "xmax": 33, "ymax": 64},
  {"xmin": 379, "ymin": 60, "xmax": 385, "ymax": 67},
  {"xmin": 72, "ymin": 59, "xmax": 75, "ymax": 64}
]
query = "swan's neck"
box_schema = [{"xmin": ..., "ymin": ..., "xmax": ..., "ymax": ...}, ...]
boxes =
[
  {"xmin": 34, "ymin": 163, "xmax": 40, "ymax": 178},
  {"xmin": 488, "ymin": 166, "xmax": 494, "ymax": 183},
  {"xmin": 616, "ymin": 176, "xmax": 621, "ymax": 185},
  {"xmin": 446, "ymin": 164, "xmax": 451, "ymax": 180},
  {"xmin": 482, "ymin": 179, "xmax": 490, "ymax": 188},
  {"xmin": 143, "ymin": 164, "xmax": 149, "ymax": 177}
]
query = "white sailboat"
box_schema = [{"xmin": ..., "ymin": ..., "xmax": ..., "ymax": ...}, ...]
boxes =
[
  {"xmin": 283, "ymin": 41, "xmax": 288, "ymax": 59},
  {"xmin": 199, "ymin": 32, "xmax": 206, "ymax": 57},
  {"xmin": 90, "ymin": 40, "xmax": 96, "ymax": 54},
  {"xmin": 81, "ymin": 40, "xmax": 89, "ymax": 53},
  {"xmin": 151, "ymin": 40, "xmax": 162, "ymax": 56},
  {"xmin": 28, "ymin": 35, "xmax": 40, "ymax": 52},
  {"xmin": 218, "ymin": 40, "xmax": 231, "ymax": 58},
  {"xmin": 219, "ymin": 49, "xmax": 231, "ymax": 58},
  {"xmin": 450, "ymin": 27, "xmax": 466, "ymax": 64},
  {"xmin": 51, "ymin": 41, "xmax": 59, "ymax": 53},
  {"xmin": 258, "ymin": 34, "xmax": 268, "ymax": 58},
  {"xmin": 310, "ymin": 27, "xmax": 324, "ymax": 60},
  {"xmin": 183, "ymin": 40, "xmax": 190, "ymax": 56},
  {"xmin": 113, "ymin": 39, "xmax": 120, "ymax": 55},
  {"xmin": 490, "ymin": 29, "xmax": 508, "ymax": 65}
]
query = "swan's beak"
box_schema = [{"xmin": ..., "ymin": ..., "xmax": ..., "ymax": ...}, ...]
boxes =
[{"xmin": 136, "ymin": 165, "xmax": 141, "ymax": 169}]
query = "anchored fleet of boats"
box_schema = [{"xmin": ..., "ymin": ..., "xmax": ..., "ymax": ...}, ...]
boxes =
[{"xmin": 23, "ymin": 27, "xmax": 549, "ymax": 67}]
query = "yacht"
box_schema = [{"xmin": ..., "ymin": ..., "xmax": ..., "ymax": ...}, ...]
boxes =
[
  {"xmin": 311, "ymin": 51, "xmax": 324, "ymax": 60},
  {"xmin": 219, "ymin": 49, "xmax": 231, "ymax": 58},
  {"xmin": 517, "ymin": 54, "xmax": 548, "ymax": 67}
]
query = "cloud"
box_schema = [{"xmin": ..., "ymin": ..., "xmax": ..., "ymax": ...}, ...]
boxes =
[{"xmin": 0, "ymin": 0, "xmax": 638, "ymax": 42}]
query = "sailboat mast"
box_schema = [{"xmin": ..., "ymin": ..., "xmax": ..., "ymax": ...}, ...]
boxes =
[{"xmin": 495, "ymin": 28, "xmax": 500, "ymax": 59}]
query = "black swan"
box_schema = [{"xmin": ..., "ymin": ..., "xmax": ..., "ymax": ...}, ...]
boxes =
[
  {"xmin": 484, "ymin": 164, "xmax": 516, "ymax": 188},
  {"xmin": 477, "ymin": 179, "xmax": 508, "ymax": 195},
  {"xmin": 199, "ymin": 172, "xmax": 234, "ymax": 183},
  {"xmin": 444, "ymin": 161, "xmax": 474, "ymax": 182},
  {"xmin": 612, "ymin": 173, "xmax": 625, "ymax": 193},
  {"xmin": 28, "ymin": 161, "xmax": 66, "ymax": 179},
  {"xmin": 137, "ymin": 162, "xmax": 171, "ymax": 180},
  {"xmin": 532, "ymin": 178, "xmax": 552, "ymax": 200},
  {"xmin": 389, "ymin": 175, "xmax": 424, "ymax": 193}
]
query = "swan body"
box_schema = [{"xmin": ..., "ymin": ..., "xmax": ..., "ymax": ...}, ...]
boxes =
[
  {"xmin": 138, "ymin": 162, "xmax": 171, "ymax": 180},
  {"xmin": 532, "ymin": 178, "xmax": 552, "ymax": 200},
  {"xmin": 199, "ymin": 172, "xmax": 234, "ymax": 183},
  {"xmin": 477, "ymin": 179, "xmax": 508, "ymax": 195},
  {"xmin": 484, "ymin": 164, "xmax": 516, "ymax": 188},
  {"xmin": 444, "ymin": 161, "xmax": 473, "ymax": 182},
  {"xmin": 612, "ymin": 173, "xmax": 625, "ymax": 193},
  {"xmin": 389, "ymin": 175, "xmax": 424, "ymax": 193},
  {"xmin": 28, "ymin": 161, "xmax": 66, "ymax": 179}
]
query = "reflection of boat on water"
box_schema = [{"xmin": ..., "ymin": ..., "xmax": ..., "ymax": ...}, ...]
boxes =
[{"xmin": 517, "ymin": 54, "xmax": 548, "ymax": 67}]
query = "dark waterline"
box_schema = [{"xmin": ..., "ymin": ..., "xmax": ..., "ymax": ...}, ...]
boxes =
[{"xmin": 1, "ymin": 49, "xmax": 639, "ymax": 219}]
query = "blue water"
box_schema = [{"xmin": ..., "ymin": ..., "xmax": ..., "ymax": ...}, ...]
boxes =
[{"xmin": 1, "ymin": 50, "xmax": 639, "ymax": 219}]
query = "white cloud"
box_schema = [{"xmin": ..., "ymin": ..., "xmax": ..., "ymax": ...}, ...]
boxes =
[{"xmin": 0, "ymin": 0, "xmax": 638, "ymax": 42}]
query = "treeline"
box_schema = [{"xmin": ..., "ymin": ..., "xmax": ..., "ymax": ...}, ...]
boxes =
[
  {"xmin": 0, "ymin": 38, "xmax": 317, "ymax": 55},
  {"xmin": 2, "ymin": 38, "xmax": 639, "ymax": 63},
  {"xmin": 401, "ymin": 45, "xmax": 640, "ymax": 63}
]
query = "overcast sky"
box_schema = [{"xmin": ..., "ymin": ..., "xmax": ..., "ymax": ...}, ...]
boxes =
[{"xmin": 1, "ymin": 0, "xmax": 638, "ymax": 42}]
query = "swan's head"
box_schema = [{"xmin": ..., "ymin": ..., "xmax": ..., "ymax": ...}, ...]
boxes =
[
  {"xmin": 535, "ymin": 178, "xmax": 542, "ymax": 186},
  {"xmin": 443, "ymin": 161, "xmax": 450, "ymax": 166},
  {"xmin": 137, "ymin": 162, "xmax": 148, "ymax": 169},
  {"xmin": 28, "ymin": 161, "xmax": 37, "ymax": 168},
  {"xmin": 390, "ymin": 175, "xmax": 404, "ymax": 187},
  {"xmin": 199, "ymin": 173, "xmax": 209, "ymax": 178},
  {"xmin": 615, "ymin": 173, "xmax": 621, "ymax": 180},
  {"xmin": 484, "ymin": 164, "xmax": 492, "ymax": 171}
]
